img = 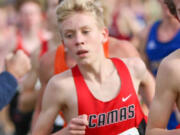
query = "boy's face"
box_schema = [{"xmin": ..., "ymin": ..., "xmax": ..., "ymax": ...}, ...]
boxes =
[
  {"xmin": 60, "ymin": 12, "xmax": 108, "ymax": 65},
  {"xmin": 19, "ymin": 2, "xmax": 42, "ymax": 28}
]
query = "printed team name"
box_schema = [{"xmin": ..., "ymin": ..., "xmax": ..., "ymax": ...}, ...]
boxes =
[{"xmin": 88, "ymin": 104, "xmax": 135, "ymax": 128}]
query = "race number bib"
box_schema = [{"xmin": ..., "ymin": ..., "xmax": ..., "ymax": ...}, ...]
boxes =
[{"xmin": 118, "ymin": 127, "xmax": 139, "ymax": 135}]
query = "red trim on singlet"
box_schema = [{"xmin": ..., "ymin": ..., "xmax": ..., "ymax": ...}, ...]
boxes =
[
  {"xmin": 38, "ymin": 32, "xmax": 48, "ymax": 57},
  {"xmin": 15, "ymin": 31, "xmax": 48, "ymax": 57},
  {"xmin": 72, "ymin": 58, "xmax": 147, "ymax": 135},
  {"xmin": 15, "ymin": 32, "xmax": 30, "ymax": 56},
  {"xmin": 109, "ymin": 11, "xmax": 131, "ymax": 40}
]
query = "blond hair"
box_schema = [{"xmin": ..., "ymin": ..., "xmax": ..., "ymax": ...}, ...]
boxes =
[
  {"xmin": 93, "ymin": 0, "xmax": 111, "ymax": 27},
  {"xmin": 56, "ymin": 0, "xmax": 105, "ymax": 29}
]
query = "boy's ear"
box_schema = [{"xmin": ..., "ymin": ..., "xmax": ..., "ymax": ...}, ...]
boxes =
[{"xmin": 102, "ymin": 27, "xmax": 109, "ymax": 43}]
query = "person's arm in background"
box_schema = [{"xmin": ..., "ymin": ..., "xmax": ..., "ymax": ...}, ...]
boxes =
[
  {"xmin": 146, "ymin": 52, "xmax": 180, "ymax": 135},
  {"xmin": 0, "ymin": 50, "xmax": 31, "ymax": 110},
  {"xmin": 17, "ymin": 48, "xmax": 42, "ymax": 113},
  {"xmin": 139, "ymin": 69, "xmax": 155, "ymax": 115},
  {"xmin": 31, "ymin": 49, "xmax": 56, "ymax": 131},
  {"xmin": 109, "ymin": 37, "xmax": 155, "ymax": 115}
]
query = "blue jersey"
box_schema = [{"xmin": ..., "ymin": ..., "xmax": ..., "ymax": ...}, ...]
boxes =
[{"xmin": 146, "ymin": 20, "xmax": 180, "ymax": 75}]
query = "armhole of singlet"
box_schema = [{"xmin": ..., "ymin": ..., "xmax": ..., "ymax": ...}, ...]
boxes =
[
  {"xmin": 38, "ymin": 32, "xmax": 49, "ymax": 57},
  {"xmin": 112, "ymin": 58, "xmax": 147, "ymax": 124}
]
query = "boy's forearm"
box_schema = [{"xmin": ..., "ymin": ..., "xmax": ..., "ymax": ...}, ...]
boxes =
[
  {"xmin": 146, "ymin": 128, "xmax": 180, "ymax": 135},
  {"xmin": 52, "ymin": 127, "xmax": 68, "ymax": 135}
]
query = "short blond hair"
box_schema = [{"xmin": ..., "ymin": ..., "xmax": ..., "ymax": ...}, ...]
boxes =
[
  {"xmin": 56, "ymin": 0, "xmax": 105, "ymax": 29},
  {"xmin": 93, "ymin": 0, "xmax": 111, "ymax": 27}
]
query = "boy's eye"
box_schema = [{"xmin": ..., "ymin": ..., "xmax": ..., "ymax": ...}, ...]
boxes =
[
  {"xmin": 65, "ymin": 33, "xmax": 73, "ymax": 38},
  {"xmin": 82, "ymin": 30, "xmax": 89, "ymax": 34}
]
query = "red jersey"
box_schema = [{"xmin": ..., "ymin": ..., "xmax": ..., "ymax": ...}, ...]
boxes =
[
  {"xmin": 15, "ymin": 31, "xmax": 48, "ymax": 57},
  {"xmin": 109, "ymin": 12, "xmax": 131, "ymax": 41},
  {"xmin": 72, "ymin": 58, "xmax": 147, "ymax": 135}
]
